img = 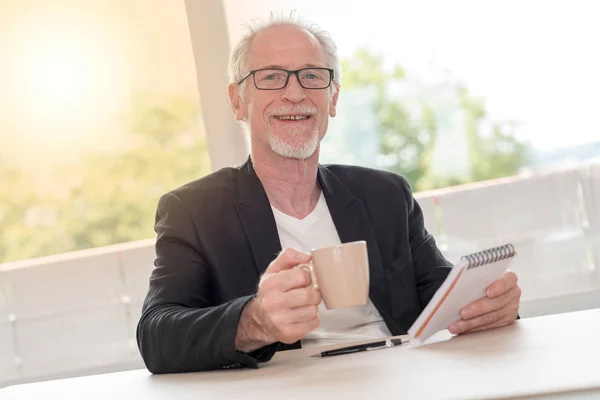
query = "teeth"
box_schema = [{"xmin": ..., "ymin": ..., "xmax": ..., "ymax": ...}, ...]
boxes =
[{"xmin": 275, "ymin": 115, "xmax": 309, "ymax": 120}]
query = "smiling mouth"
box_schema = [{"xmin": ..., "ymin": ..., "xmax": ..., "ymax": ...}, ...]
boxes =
[{"xmin": 274, "ymin": 115, "xmax": 310, "ymax": 121}]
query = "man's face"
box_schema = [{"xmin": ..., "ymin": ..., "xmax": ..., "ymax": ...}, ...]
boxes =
[{"xmin": 229, "ymin": 25, "xmax": 339, "ymax": 160}]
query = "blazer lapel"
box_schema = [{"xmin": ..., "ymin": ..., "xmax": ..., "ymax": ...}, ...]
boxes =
[
  {"xmin": 318, "ymin": 165, "xmax": 393, "ymax": 321},
  {"xmin": 235, "ymin": 158, "xmax": 282, "ymax": 277},
  {"xmin": 234, "ymin": 160, "xmax": 394, "ymax": 326}
]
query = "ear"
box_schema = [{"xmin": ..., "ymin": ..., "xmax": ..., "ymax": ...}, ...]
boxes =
[
  {"xmin": 228, "ymin": 83, "xmax": 247, "ymax": 121},
  {"xmin": 329, "ymin": 83, "xmax": 340, "ymax": 118}
]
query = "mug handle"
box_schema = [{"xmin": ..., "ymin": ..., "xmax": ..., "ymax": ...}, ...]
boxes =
[{"xmin": 297, "ymin": 262, "xmax": 319, "ymax": 289}]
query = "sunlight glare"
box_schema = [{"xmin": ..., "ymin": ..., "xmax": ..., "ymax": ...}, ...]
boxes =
[
  {"xmin": 21, "ymin": 34, "xmax": 103, "ymax": 121},
  {"xmin": 34, "ymin": 50, "xmax": 88, "ymax": 107},
  {"xmin": 13, "ymin": 22, "xmax": 120, "ymax": 137}
]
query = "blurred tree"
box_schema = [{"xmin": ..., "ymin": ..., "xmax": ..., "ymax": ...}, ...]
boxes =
[
  {"xmin": 0, "ymin": 95, "xmax": 210, "ymax": 263},
  {"xmin": 458, "ymin": 86, "xmax": 529, "ymax": 182},
  {"xmin": 0, "ymin": 160, "xmax": 37, "ymax": 261},
  {"xmin": 56, "ymin": 94, "xmax": 211, "ymax": 252},
  {"xmin": 340, "ymin": 47, "xmax": 529, "ymax": 191},
  {"xmin": 341, "ymin": 48, "xmax": 437, "ymax": 188}
]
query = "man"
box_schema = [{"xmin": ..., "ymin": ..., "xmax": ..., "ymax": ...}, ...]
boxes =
[{"xmin": 137, "ymin": 15, "xmax": 521, "ymax": 374}]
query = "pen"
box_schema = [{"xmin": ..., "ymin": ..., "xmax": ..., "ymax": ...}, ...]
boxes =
[{"xmin": 312, "ymin": 338, "xmax": 406, "ymax": 358}]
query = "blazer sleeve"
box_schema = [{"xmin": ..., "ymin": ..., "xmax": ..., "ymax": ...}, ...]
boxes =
[
  {"xmin": 136, "ymin": 192, "xmax": 279, "ymax": 373},
  {"xmin": 400, "ymin": 178, "xmax": 454, "ymax": 308}
]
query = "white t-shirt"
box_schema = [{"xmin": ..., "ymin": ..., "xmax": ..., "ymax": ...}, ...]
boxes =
[{"xmin": 271, "ymin": 192, "xmax": 392, "ymax": 347}]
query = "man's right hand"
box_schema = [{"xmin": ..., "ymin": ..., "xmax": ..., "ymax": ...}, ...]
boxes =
[{"xmin": 235, "ymin": 248, "xmax": 322, "ymax": 352}]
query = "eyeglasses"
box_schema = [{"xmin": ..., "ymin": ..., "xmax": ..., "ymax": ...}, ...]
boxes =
[{"xmin": 237, "ymin": 67, "xmax": 334, "ymax": 90}]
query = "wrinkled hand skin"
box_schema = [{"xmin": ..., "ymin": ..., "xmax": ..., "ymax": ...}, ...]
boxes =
[
  {"xmin": 235, "ymin": 248, "xmax": 322, "ymax": 352},
  {"xmin": 449, "ymin": 270, "xmax": 521, "ymax": 335}
]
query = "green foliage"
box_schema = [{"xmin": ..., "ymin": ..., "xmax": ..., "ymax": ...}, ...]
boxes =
[
  {"xmin": 0, "ymin": 95, "xmax": 210, "ymax": 263},
  {"xmin": 458, "ymin": 86, "xmax": 529, "ymax": 182},
  {"xmin": 340, "ymin": 47, "xmax": 529, "ymax": 191},
  {"xmin": 0, "ymin": 162, "xmax": 40, "ymax": 261}
]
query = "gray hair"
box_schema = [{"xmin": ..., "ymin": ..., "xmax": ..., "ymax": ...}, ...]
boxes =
[{"xmin": 228, "ymin": 11, "xmax": 341, "ymax": 93}]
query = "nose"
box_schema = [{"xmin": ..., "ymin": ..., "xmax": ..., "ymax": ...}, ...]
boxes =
[{"xmin": 281, "ymin": 73, "xmax": 307, "ymax": 103}]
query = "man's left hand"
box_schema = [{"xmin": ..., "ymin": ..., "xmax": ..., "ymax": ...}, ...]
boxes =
[{"xmin": 448, "ymin": 270, "xmax": 521, "ymax": 335}]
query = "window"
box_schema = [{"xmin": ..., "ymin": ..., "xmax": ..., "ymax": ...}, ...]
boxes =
[
  {"xmin": 0, "ymin": 0, "xmax": 210, "ymax": 262},
  {"xmin": 224, "ymin": 0, "xmax": 600, "ymax": 315}
]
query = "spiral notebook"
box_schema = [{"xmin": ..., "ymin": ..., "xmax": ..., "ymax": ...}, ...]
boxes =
[{"xmin": 408, "ymin": 244, "xmax": 517, "ymax": 345}]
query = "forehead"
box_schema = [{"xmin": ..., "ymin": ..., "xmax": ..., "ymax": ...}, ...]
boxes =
[{"xmin": 247, "ymin": 25, "xmax": 327, "ymax": 70}]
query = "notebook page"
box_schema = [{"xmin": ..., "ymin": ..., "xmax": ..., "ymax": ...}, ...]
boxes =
[
  {"xmin": 407, "ymin": 258, "xmax": 468, "ymax": 342},
  {"xmin": 408, "ymin": 244, "xmax": 516, "ymax": 345}
]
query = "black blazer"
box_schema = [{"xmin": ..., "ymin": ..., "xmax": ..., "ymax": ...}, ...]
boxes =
[{"xmin": 137, "ymin": 158, "xmax": 452, "ymax": 373}]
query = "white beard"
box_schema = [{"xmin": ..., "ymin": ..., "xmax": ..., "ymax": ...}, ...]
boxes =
[
  {"xmin": 269, "ymin": 126, "xmax": 320, "ymax": 159},
  {"xmin": 264, "ymin": 104, "xmax": 322, "ymax": 159}
]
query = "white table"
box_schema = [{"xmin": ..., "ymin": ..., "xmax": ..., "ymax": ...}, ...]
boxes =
[{"xmin": 2, "ymin": 309, "xmax": 599, "ymax": 400}]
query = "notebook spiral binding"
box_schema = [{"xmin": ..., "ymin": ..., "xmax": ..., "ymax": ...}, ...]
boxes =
[{"xmin": 462, "ymin": 244, "xmax": 516, "ymax": 270}]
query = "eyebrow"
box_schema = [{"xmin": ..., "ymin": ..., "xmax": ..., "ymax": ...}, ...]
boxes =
[{"xmin": 256, "ymin": 63, "xmax": 325, "ymax": 70}]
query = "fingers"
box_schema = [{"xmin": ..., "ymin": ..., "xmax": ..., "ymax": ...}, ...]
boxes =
[
  {"xmin": 285, "ymin": 287, "xmax": 321, "ymax": 308},
  {"xmin": 255, "ymin": 249, "xmax": 322, "ymax": 344},
  {"xmin": 260, "ymin": 267, "xmax": 313, "ymax": 292},
  {"xmin": 460, "ymin": 285, "xmax": 522, "ymax": 320},
  {"xmin": 464, "ymin": 312, "xmax": 517, "ymax": 334},
  {"xmin": 261, "ymin": 287, "xmax": 322, "ymax": 311},
  {"xmin": 265, "ymin": 248, "xmax": 311, "ymax": 274},
  {"xmin": 277, "ymin": 316, "xmax": 321, "ymax": 344},
  {"xmin": 486, "ymin": 270, "xmax": 518, "ymax": 298},
  {"xmin": 450, "ymin": 299, "xmax": 520, "ymax": 334},
  {"xmin": 257, "ymin": 287, "xmax": 321, "ymax": 344},
  {"xmin": 451, "ymin": 277, "xmax": 521, "ymax": 335},
  {"xmin": 269, "ymin": 305, "xmax": 320, "ymax": 326}
]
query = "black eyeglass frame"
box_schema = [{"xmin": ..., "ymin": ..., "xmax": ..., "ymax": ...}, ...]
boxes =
[{"xmin": 237, "ymin": 67, "xmax": 334, "ymax": 90}]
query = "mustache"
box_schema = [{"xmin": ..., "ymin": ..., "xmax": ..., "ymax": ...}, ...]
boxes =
[{"xmin": 267, "ymin": 105, "xmax": 318, "ymax": 116}]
